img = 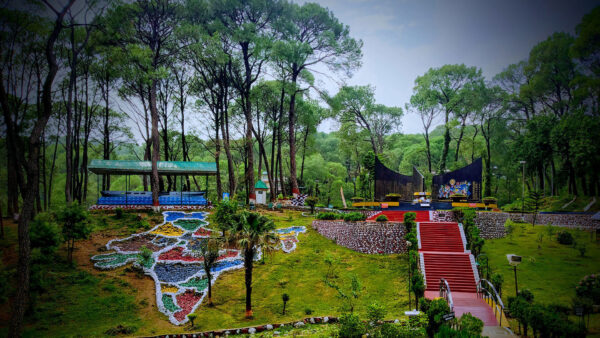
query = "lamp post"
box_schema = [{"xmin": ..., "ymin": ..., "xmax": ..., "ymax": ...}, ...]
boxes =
[
  {"xmin": 519, "ymin": 161, "xmax": 526, "ymax": 215},
  {"xmin": 507, "ymin": 254, "xmax": 522, "ymax": 297},
  {"xmin": 407, "ymin": 240, "xmax": 412, "ymax": 309}
]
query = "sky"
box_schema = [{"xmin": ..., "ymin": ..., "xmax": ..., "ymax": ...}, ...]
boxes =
[{"xmin": 307, "ymin": 0, "xmax": 600, "ymax": 134}]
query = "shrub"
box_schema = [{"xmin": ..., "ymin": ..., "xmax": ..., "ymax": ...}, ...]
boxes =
[
  {"xmin": 404, "ymin": 232, "xmax": 417, "ymax": 250},
  {"xmin": 338, "ymin": 312, "xmax": 366, "ymax": 338},
  {"xmin": 375, "ymin": 215, "xmax": 388, "ymax": 222},
  {"xmin": 577, "ymin": 243, "xmax": 587, "ymax": 257},
  {"xmin": 304, "ymin": 308, "xmax": 313, "ymax": 315},
  {"xmin": 30, "ymin": 212, "xmax": 62, "ymax": 256},
  {"xmin": 57, "ymin": 203, "xmax": 91, "ymax": 264},
  {"xmin": 317, "ymin": 212, "xmax": 339, "ymax": 220},
  {"xmin": 343, "ymin": 212, "xmax": 366, "ymax": 222},
  {"xmin": 374, "ymin": 322, "xmax": 427, "ymax": 338},
  {"xmin": 115, "ymin": 208, "xmax": 124, "ymax": 219},
  {"xmin": 490, "ymin": 273, "xmax": 504, "ymax": 297},
  {"xmin": 187, "ymin": 313, "xmax": 197, "ymax": 327},
  {"xmin": 403, "ymin": 212, "xmax": 417, "ymax": 223},
  {"xmin": 137, "ymin": 246, "xmax": 153, "ymax": 269},
  {"xmin": 367, "ymin": 301, "xmax": 387, "ymax": 323},
  {"xmin": 282, "ymin": 293, "xmax": 289, "ymax": 315},
  {"xmin": 426, "ymin": 298, "xmax": 450, "ymax": 336},
  {"xmin": 518, "ymin": 289, "xmax": 535, "ymax": 302},
  {"xmin": 411, "ymin": 273, "xmax": 426, "ymax": 307},
  {"xmin": 304, "ymin": 196, "xmax": 319, "ymax": 214},
  {"xmin": 557, "ymin": 231, "xmax": 574, "ymax": 245},
  {"xmin": 575, "ymin": 274, "xmax": 600, "ymax": 304},
  {"xmin": 458, "ymin": 312, "xmax": 483, "ymax": 336}
]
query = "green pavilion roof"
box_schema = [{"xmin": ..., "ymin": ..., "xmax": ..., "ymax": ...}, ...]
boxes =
[
  {"xmin": 255, "ymin": 180, "xmax": 268, "ymax": 189},
  {"xmin": 88, "ymin": 160, "xmax": 217, "ymax": 175}
]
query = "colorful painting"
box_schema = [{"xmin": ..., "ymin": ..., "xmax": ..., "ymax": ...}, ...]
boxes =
[
  {"xmin": 438, "ymin": 179, "xmax": 471, "ymax": 199},
  {"xmin": 91, "ymin": 212, "xmax": 305, "ymax": 325}
]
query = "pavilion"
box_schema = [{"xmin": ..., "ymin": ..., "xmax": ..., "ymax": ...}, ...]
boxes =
[{"xmin": 88, "ymin": 159, "xmax": 217, "ymax": 206}]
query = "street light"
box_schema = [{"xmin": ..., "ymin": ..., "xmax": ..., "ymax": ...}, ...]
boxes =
[
  {"xmin": 519, "ymin": 161, "xmax": 526, "ymax": 215},
  {"xmin": 407, "ymin": 240, "xmax": 412, "ymax": 309},
  {"xmin": 507, "ymin": 254, "xmax": 522, "ymax": 297}
]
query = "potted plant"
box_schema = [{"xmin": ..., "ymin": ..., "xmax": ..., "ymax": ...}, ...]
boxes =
[
  {"xmin": 385, "ymin": 193, "xmax": 402, "ymax": 202},
  {"xmin": 450, "ymin": 193, "xmax": 467, "ymax": 202},
  {"xmin": 482, "ymin": 197, "xmax": 497, "ymax": 205}
]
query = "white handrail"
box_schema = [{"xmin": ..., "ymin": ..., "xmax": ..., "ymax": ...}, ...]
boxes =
[
  {"xmin": 439, "ymin": 278, "xmax": 454, "ymax": 311},
  {"xmin": 477, "ymin": 279, "xmax": 504, "ymax": 308}
]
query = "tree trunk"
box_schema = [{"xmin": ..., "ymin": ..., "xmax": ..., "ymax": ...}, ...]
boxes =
[
  {"xmin": 424, "ymin": 131, "xmax": 432, "ymax": 173},
  {"xmin": 214, "ymin": 112, "xmax": 222, "ymax": 201},
  {"xmin": 300, "ymin": 126, "xmax": 309, "ymax": 184},
  {"xmin": 207, "ymin": 271, "xmax": 213, "ymax": 305},
  {"xmin": 439, "ymin": 109, "xmax": 451, "ymax": 172},
  {"xmin": 7, "ymin": 3, "xmax": 73, "ymax": 335},
  {"xmin": 150, "ymin": 78, "xmax": 161, "ymax": 207},
  {"xmin": 454, "ymin": 121, "xmax": 466, "ymax": 162},
  {"xmin": 484, "ymin": 136, "xmax": 492, "ymax": 197},
  {"xmin": 221, "ymin": 108, "xmax": 236, "ymax": 195},
  {"xmin": 162, "ymin": 118, "xmax": 172, "ymax": 192},
  {"xmin": 244, "ymin": 248, "xmax": 254, "ymax": 318},
  {"xmin": 288, "ymin": 72, "xmax": 300, "ymax": 196}
]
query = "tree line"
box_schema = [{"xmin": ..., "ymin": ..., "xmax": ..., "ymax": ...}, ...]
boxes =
[{"xmin": 1, "ymin": 1, "xmax": 600, "ymax": 336}]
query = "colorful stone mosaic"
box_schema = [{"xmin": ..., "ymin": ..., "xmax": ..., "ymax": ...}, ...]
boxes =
[{"xmin": 91, "ymin": 211, "xmax": 306, "ymax": 325}]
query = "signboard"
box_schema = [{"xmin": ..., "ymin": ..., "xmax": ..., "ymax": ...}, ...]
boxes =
[
  {"xmin": 223, "ymin": 193, "xmax": 229, "ymax": 201},
  {"xmin": 575, "ymin": 307, "xmax": 583, "ymax": 316},
  {"xmin": 443, "ymin": 312, "xmax": 455, "ymax": 321},
  {"xmin": 381, "ymin": 203, "xmax": 388, "ymax": 209}
]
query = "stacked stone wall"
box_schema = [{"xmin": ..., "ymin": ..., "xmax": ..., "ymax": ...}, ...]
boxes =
[
  {"xmin": 473, "ymin": 212, "xmax": 600, "ymax": 239},
  {"xmin": 312, "ymin": 221, "xmax": 407, "ymax": 254}
]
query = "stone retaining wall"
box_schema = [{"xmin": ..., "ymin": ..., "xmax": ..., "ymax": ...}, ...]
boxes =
[
  {"xmin": 312, "ymin": 220, "xmax": 407, "ymax": 254},
  {"xmin": 473, "ymin": 212, "xmax": 508, "ymax": 239},
  {"xmin": 473, "ymin": 212, "xmax": 600, "ymax": 239}
]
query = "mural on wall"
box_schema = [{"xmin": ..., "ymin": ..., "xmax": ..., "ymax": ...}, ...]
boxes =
[
  {"xmin": 438, "ymin": 179, "xmax": 471, "ymax": 199},
  {"xmin": 432, "ymin": 158, "xmax": 482, "ymax": 201}
]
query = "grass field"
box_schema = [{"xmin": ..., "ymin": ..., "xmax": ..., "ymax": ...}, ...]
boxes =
[
  {"xmin": 0, "ymin": 209, "xmax": 410, "ymax": 337},
  {"xmin": 481, "ymin": 221, "xmax": 600, "ymax": 335}
]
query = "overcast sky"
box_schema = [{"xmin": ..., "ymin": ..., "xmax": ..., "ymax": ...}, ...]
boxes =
[{"xmin": 308, "ymin": 0, "xmax": 600, "ymax": 134}]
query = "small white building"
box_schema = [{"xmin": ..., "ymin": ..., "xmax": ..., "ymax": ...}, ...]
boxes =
[{"xmin": 255, "ymin": 180, "xmax": 269, "ymax": 205}]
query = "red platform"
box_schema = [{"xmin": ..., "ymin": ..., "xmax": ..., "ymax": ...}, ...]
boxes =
[{"xmin": 367, "ymin": 210, "xmax": 430, "ymax": 222}]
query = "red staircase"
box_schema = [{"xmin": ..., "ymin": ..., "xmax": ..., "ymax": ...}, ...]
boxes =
[
  {"xmin": 422, "ymin": 253, "xmax": 477, "ymax": 292},
  {"xmin": 419, "ymin": 222, "xmax": 464, "ymax": 252},
  {"xmin": 419, "ymin": 220, "xmax": 499, "ymax": 326}
]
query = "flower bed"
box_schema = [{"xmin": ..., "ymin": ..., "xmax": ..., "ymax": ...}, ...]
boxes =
[{"xmin": 91, "ymin": 212, "xmax": 307, "ymax": 325}]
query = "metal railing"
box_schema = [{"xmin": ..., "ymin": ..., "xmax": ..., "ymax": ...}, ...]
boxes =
[
  {"xmin": 439, "ymin": 278, "xmax": 454, "ymax": 311},
  {"xmin": 477, "ymin": 279, "xmax": 506, "ymax": 326}
]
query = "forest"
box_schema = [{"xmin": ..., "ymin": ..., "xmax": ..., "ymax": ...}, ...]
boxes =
[
  {"xmin": 2, "ymin": 1, "xmax": 600, "ymax": 215},
  {"xmin": 1, "ymin": 0, "xmax": 600, "ymax": 336}
]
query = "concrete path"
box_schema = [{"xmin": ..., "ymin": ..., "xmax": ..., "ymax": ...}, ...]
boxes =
[{"xmin": 482, "ymin": 326, "xmax": 516, "ymax": 337}]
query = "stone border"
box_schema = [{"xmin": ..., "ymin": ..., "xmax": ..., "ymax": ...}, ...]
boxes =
[
  {"xmin": 146, "ymin": 316, "xmax": 339, "ymax": 337},
  {"xmin": 312, "ymin": 220, "xmax": 407, "ymax": 254}
]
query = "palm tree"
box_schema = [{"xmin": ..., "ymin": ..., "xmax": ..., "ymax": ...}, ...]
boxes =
[
  {"xmin": 228, "ymin": 211, "xmax": 279, "ymax": 318},
  {"xmin": 194, "ymin": 237, "xmax": 221, "ymax": 306}
]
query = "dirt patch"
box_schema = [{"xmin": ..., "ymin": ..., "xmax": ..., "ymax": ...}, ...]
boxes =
[{"xmin": 72, "ymin": 227, "xmax": 177, "ymax": 333}]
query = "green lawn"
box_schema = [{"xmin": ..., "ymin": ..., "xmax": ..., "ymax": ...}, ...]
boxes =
[
  {"xmin": 0, "ymin": 210, "xmax": 410, "ymax": 337},
  {"xmin": 481, "ymin": 221, "xmax": 600, "ymax": 335}
]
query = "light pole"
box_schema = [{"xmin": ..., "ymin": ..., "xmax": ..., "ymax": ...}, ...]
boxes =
[
  {"xmin": 507, "ymin": 254, "xmax": 522, "ymax": 297},
  {"xmin": 407, "ymin": 240, "xmax": 412, "ymax": 309},
  {"xmin": 519, "ymin": 161, "xmax": 526, "ymax": 215}
]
